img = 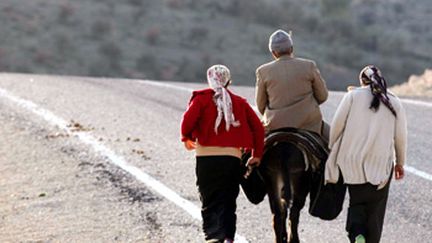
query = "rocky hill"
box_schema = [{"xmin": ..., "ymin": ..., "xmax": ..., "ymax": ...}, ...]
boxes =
[{"xmin": 0, "ymin": 0, "xmax": 431, "ymax": 91}]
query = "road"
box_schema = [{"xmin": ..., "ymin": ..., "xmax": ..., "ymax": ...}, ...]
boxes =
[{"xmin": 0, "ymin": 73, "xmax": 431, "ymax": 242}]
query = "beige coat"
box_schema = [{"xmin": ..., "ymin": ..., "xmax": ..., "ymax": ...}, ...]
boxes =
[{"xmin": 255, "ymin": 55, "xmax": 328, "ymax": 133}]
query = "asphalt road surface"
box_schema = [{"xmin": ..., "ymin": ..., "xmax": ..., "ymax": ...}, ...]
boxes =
[{"xmin": 0, "ymin": 73, "xmax": 431, "ymax": 243}]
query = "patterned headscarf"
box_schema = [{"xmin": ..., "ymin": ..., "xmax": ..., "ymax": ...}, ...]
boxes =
[
  {"xmin": 359, "ymin": 65, "xmax": 397, "ymax": 117},
  {"xmin": 207, "ymin": 65, "xmax": 240, "ymax": 133}
]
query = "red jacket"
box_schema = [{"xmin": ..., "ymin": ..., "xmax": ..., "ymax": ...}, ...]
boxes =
[{"xmin": 181, "ymin": 88, "xmax": 264, "ymax": 158}]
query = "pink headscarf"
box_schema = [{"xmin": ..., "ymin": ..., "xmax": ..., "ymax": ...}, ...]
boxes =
[{"xmin": 207, "ymin": 65, "xmax": 240, "ymax": 133}]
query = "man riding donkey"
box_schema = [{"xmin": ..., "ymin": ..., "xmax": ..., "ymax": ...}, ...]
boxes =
[{"xmin": 254, "ymin": 29, "xmax": 329, "ymax": 243}]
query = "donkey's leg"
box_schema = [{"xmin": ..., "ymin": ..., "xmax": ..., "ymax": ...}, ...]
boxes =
[
  {"xmin": 267, "ymin": 175, "xmax": 289, "ymax": 243},
  {"xmin": 262, "ymin": 150, "xmax": 289, "ymax": 243},
  {"xmin": 287, "ymin": 170, "xmax": 310, "ymax": 243},
  {"xmin": 278, "ymin": 143, "xmax": 308, "ymax": 243}
]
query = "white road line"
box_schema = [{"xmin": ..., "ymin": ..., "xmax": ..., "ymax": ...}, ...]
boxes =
[
  {"xmin": 140, "ymin": 80, "xmax": 432, "ymax": 182},
  {"xmin": 0, "ymin": 87, "xmax": 248, "ymax": 243},
  {"xmin": 331, "ymin": 91, "xmax": 432, "ymax": 107},
  {"xmin": 401, "ymin": 99, "xmax": 432, "ymax": 108},
  {"xmin": 405, "ymin": 166, "xmax": 432, "ymax": 181},
  {"xmin": 139, "ymin": 80, "xmax": 194, "ymax": 92},
  {"xmin": 139, "ymin": 80, "xmax": 262, "ymax": 113}
]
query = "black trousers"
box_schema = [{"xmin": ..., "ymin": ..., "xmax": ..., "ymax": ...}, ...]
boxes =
[
  {"xmin": 346, "ymin": 176, "xmax": 392, "ymax": 243},
  {"xmin": 196, "ymin": 156, "xmax": 241, "ymax": 242}
]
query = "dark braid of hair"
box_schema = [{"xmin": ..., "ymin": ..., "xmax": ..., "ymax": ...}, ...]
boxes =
[
  {"xmin": 369, "ymin": 84, "xmax": 381, "ymax": 112},
  {"xmin": 379, "ymin": 76, "xmax": 397, "ymax": 117},
  {"xmin": 369, "ymin": 71, "xmax": 383, "ymax": 111},
  {"xmin": 368, "ymin": 72, "xmax": 397, "ymax": 117}
]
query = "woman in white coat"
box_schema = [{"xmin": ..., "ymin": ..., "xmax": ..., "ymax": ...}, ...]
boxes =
[{"xmin": 325, "ymin": 65, "xmax": 407, "ymax": 243}]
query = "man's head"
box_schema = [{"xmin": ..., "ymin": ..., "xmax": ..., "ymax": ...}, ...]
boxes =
[{"xmin": 268, "ymin": 29, "xmax": 293, "ymax": 58}]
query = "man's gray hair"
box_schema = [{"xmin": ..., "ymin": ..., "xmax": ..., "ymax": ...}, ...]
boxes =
[{"xmin": 268, "ymin": 29, "xmax": 293, "ymax": 53}]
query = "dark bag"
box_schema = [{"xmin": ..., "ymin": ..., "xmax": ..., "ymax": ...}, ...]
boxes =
[
  {"xmin": 309, "ymin": 160, "xmax": 346, "ymax": 220},
  {"xmin": 239, "ymin": 151, "xmax": 267, "ymax": 205}
]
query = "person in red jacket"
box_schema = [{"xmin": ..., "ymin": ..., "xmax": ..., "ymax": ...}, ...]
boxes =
[{"xmin": 181, "ymin": 64, "xmax": 265, "ymax": 243}]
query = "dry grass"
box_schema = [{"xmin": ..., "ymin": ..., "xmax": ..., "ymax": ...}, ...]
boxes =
[{"xmin": 391, "ymin": 69, "xmax": 432, "ymax": 97}]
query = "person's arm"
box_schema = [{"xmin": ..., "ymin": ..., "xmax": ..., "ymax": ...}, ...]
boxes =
[
  {"xmin": 245, "ymin": 102, "xmax": 265, "ymax": 163},
  {"xmin": 394, "ymin": 99, "xmax": 407, "ymax": 179},
  {"xmin": 180, "ymin": 95, "xmax": 202, "ymax": 143},
  {"xmin": 255, "ymin": 68, "xmax": 268, "ymax": 115},
  {"xmin": 310, "ymin": 61, "xmax": 328, "ymax": 104},
  {"xmin": 324, "ymin": 93, "xmax": 352, "ymax": 184},
  {"xmin": 329, "ymin": 92, "xmax": 352, "ymax": 148}
]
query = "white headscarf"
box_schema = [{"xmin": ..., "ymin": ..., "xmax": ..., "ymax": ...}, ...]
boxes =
[{"xmin": 207, "ymin": 65, "xmax": 240, "ymax": 133}]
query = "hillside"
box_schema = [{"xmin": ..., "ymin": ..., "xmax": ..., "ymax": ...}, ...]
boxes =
[{"xmin": 0, "ymin": 0, "xmax": 431, "ymax": 90}]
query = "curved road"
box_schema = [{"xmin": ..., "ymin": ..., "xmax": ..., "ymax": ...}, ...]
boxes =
[{"xmin": 0, "ymin": 73, "xmax": 431, "ymax": 242}]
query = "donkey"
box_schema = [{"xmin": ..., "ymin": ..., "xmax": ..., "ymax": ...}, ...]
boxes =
[{"xmin": 257, "ymin": 128, "xmax": 329, "ymax": 243}]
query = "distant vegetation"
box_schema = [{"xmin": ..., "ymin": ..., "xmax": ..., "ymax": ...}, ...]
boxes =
[
  {"xmin": 0, "ymin": 0, "xmax": 431, "ymax": 90},
  {"xmin": 391, "ymin": 69, "xmax": 432, "ymax": 98}
]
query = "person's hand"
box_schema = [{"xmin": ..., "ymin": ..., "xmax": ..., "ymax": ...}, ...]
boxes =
[
  {"xmin": 183, "ymin": 139, "xmax": 196, "ymax": 151},
  {"xmin": 347, "ymin": 86, "xmax": 358, "ymax": 91},
  {"xmin": 246, "ymin": 157, "xmax": 261, "ymax": 167},
  {"xmin": 244, "ymin": 157, "xmax": 261, "ymax": 179},
  {"xmin": 395, "ymin": 164, "xmax": 404, "ymax": 180}
]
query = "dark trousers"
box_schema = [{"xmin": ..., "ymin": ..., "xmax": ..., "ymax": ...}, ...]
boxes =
[
  {"xmin": 196, "ymin": 156, "xmax": 241, "ymax": 242},
  {"xmin": 346, "ymin": 177, "xmax": 391, "ymax": 243}
]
